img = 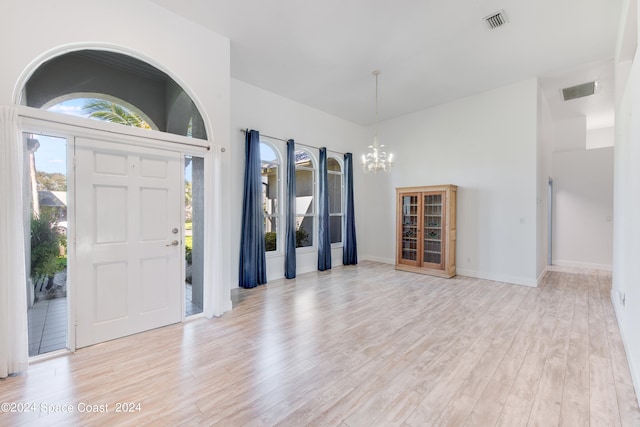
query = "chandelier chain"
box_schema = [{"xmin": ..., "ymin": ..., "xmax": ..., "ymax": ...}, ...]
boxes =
[
  {"xmin": 374, "ymin": 70, "xmax": 380, "ymax": 141},
  {"xmin": 362, "ymin": 70, "xmax": 393, "ymax": 174}
]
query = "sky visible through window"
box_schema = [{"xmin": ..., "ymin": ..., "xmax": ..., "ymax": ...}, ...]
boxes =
[
  {"xmin": 48, "ymin": 98, "xmax": 89, "ymax": 119},
  {"xmin": 260, "ymin": 143, "xmax": 277, "ymax": 162},
  {"xmin": 32, "ymin": 136, "xmax": 65, "ymax": 174},
  {"xmin": 29, "ymin": 99, "xmax": 87, "ymax": 174}
]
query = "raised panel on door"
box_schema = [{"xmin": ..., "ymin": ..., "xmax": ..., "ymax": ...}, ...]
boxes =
[
  {"xmin": 95, "ymin": 185, "xmax": 128, "ymax": 243},
  {"xmin": 75, "ymin": 137, "xmax": 182, "ymax": 349},
  {"xmin": 95, "ymin": 262, "xmax": 128, "ymax": 323}
]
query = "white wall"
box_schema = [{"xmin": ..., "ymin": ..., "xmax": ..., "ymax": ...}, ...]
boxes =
[
  {"xmin": 554, "ymin": 117, "xmax": 587, "ymax": 152},
  {"xmin": 587, "ymin": 126, "xmax": 615, "ymax": 149},
  {"xmin": 612, "ymin": 0, "xmax": 640, "ymax": 405},
  {"xmin": 0, "ymin": 0, "xmax": 233, "ymax": 312},
  {"xmin": 548, "ymin": 117, "xmax": 615, "ymax": 271},
  {"xmin": 552, "ymin": 147, "xmax": 614, "ymax": 270},
  {"xmin": 230, "ymin": 79, "xmax": 365, "ymax": 284},
  {"xmin": 359, "ymin": 79, "xmax": 540, "ymax": 286}
]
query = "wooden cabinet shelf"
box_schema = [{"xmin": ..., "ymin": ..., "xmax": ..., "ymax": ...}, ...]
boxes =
[{"xmin": 396, "ymin": 185, "xmax": 457, "ymax": 278}]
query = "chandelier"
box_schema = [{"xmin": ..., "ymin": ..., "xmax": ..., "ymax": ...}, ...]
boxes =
[{"xmin": 362, "ymin": 70, "xmax": 393, "ymax": 173}]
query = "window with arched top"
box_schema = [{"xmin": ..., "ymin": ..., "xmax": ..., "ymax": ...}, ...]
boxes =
[
  {"xmin": 295, "ymin": 149, "xmax": 315, "ymax": 248},
  {"xmin": 261, "ymin": 142, "xmax": 280, "ymax": 252},
  {"xmin": 327, "ymin": 156, "xmax": 344, "ymax": 245},
  {"xmin": 23, "ymin": 49, "xmax": 207, "ymax": 140}
]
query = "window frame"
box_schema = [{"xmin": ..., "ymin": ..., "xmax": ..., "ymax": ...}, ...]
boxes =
[
  {"xmin": 25, "ymin": 49, "xmax": 208, "ymax": 140},
  {"xmin": 327, "ymin": 154, "xmax": 344, "ymax": 248},
  {"xmin": 260, "ymin": 140, "xmax": 282, "ymax": 255},
  {"xmin": 294, "ymin": 148, "xmax": 317, "ymax": 251}
]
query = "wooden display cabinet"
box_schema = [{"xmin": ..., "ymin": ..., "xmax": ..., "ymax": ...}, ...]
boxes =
[{"xmin": 395, "ymin": 185, "xmax": 457, "ymax": 278}]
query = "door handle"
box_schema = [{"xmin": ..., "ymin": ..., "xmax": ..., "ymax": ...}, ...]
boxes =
[{"xmin": 166, "ymin": 240, "xmax": 179, "ymax": 247}]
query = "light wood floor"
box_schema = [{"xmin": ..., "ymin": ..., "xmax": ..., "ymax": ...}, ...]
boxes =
[{"xmin": 2, "ymin": 261, "xmax": 639, "ymax": 426}]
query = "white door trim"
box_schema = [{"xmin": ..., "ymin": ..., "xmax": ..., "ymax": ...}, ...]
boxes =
[{"xmin": 18, "ymin": 105, "xmax": 211, "ymax": 153}]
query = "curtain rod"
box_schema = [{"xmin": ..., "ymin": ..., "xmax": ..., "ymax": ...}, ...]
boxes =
[{"xmin": 241, "ymin": 128, "xmax": 345, "ymax": 155}]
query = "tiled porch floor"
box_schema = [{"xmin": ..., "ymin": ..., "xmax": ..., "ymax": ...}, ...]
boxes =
[
  {"xmin": 28, "ymin": 297, "xmax": 67, "ymax": 356},
  {"xmin": 28, "ymin": 283, "xmax": 203, "ymax": 356},
  {"xmin": 185, "ymin": 282, "xmax": 203, "ymax": 316}
]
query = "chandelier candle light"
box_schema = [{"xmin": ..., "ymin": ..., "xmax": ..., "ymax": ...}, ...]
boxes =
[{"xmin": 362, "ymin": 70, "xmax": 394, "ymax": 173}]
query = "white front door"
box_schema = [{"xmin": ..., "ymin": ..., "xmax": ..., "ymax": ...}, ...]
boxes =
[{"xmin": 75, "ymin": 137, "xmax": 182, "ymax": 348}]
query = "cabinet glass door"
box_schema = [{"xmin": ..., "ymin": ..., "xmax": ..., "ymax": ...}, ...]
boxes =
[
  {"xmin": 423, "ymin": 193, "xmax": 443, "ymax": 267},
  {"xmin": 400, "ymin": 194, "xmax": 419, "ymax": 261}
]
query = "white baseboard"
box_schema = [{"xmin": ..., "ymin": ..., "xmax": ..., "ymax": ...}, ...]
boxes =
[
  {"xmin": 610, "ymin": 288, "xmax": 640, "ymax": 409},
  {"xmin": 552, "ymin": 259, "xmax": 612, "ymax": 271},
  {"xmin": 360, "ymin": 255, "xmax": 395, "ymax": 265},
  {"xmin": 456, "ymin": 268, "xmax": 538, "ymax": 287},
  {"xmin": 360, "ymin": 259, "xmax": 540, "ymax": 287}
]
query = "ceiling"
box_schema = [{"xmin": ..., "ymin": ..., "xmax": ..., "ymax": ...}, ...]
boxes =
[
  {"xmin": 539, "ymin": 58, "xmax": 615, "ymax": 130},
  {"xmin": 150, "ymin": 0, "xmax": 621, "ymax": 126}
]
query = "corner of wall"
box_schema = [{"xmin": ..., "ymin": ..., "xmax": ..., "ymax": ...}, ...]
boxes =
[
  {"xmin": 537, "ymin": 267, "xmax": 548, "ymax": 287},
  {"xmin": 360, "ymin": 255, "xmax": 395, "ymax": 265},
  {"xmin": 613, "ymin": 0, "xmax": 640, "ymax": 409}
]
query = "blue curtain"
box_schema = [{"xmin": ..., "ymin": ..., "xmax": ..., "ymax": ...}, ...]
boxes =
[
  {"xmin": 239, "ymin": 129, "xmax": 267, "ymax": 288},
  {"xmin": 284, "ymin": 139, "xmax": 297, "ymax": 279},
  {"xmin": 343, "ymin": 153, "xmax": 358, "ymax": 265},
  {"xmin": 318, "ymin": 147, "xmax": 332, "ymax": 271}
]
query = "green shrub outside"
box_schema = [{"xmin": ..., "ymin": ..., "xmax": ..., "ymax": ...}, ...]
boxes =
[
  {"xmin": 265, "ymin": 227, "xmax": 310, "ymax": 251},
  {"xmin": 30, "ymin": 212, "xmax": 63, "ymax": 279},
  {"xmin": 265, "ymin": 232, "xmax": 277, "ymax": 251}
]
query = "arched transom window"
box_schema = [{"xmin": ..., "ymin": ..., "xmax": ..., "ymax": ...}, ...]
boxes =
[{"xmin": 23, "ymin": 49, "xmax": 207, "ymax": 140}]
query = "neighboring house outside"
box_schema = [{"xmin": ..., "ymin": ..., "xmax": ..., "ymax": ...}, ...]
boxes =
[{"xmin": 37, "ymin": 190, "xmax": 67, "ymax": 231}]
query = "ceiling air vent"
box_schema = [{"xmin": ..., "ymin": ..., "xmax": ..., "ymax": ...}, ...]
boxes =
[
  {"xmin": 561, "ymin": 81, "xmax": 596, "ymax": 101},
  {"xmin": 484, "ymin": 10, "xmax": 507, "ymax": 29}
]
